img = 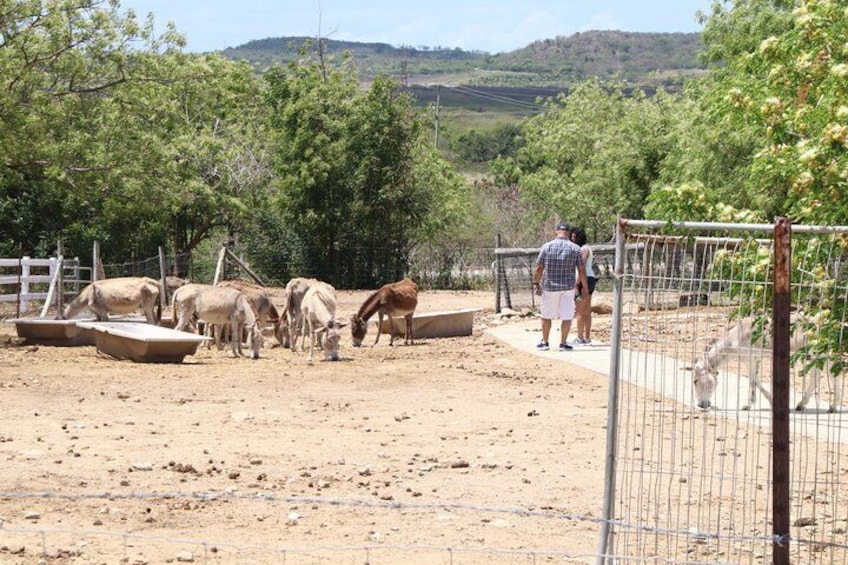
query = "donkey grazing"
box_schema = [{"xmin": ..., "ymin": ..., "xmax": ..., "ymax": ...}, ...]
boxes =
[
  {"xmin": 218, "ymin": 280, "xmax": 284, "ymax": 345},
  {"xmin": 173, "ymin": 283, "xmax": 261, "ymax": 359},
  {"xmin": 690, "ymin": 316, "xmax": 838, "ymax": 412},
  {"xmin": 300, "ymin": 281, "xmax": 347, "ymax": 362},
  {"xmin": 62, "ymin": 277, "xmax": 161, "ymax": 324},
  {"xmin": 351, "ymin": 277, "xmax": 419, "ymax": 347}
]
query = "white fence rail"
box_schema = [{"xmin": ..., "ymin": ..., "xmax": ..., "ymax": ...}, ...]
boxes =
[{"xmin": 0, "ymin": 257, "xmax": 90, "ymax": 314}]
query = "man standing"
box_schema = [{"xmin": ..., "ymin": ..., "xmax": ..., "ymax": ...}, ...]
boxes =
[{"xmin": 532, "ymin": 221, "xmax": 589, "ymax": 351}]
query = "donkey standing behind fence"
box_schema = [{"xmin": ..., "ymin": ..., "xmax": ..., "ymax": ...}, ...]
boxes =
[
  {"xmin": 689, "ymin": 316, "xmax": 839, "ymax": 412},
  {"xmin": 351, "ymin": 277, "xmax": 419, "ymax": 347},
  {"xmin": 62, "ymin": 276, "xmax": 162, "ymax": 324}
]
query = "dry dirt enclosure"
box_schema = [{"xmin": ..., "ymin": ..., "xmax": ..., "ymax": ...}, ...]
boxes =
[{"xmin": 0, "ymin": 290, "xmax": 613, "ymax": 565}]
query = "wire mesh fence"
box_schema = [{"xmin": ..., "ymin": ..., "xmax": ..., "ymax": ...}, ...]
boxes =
[
  {"xmin": 602, "ymin": 220, "xmax": 848, "ymax": 564},
  {"xmin": 494, "ymin": 244, "xmax": 616, "ymax": 312},
  {"xmin": 98, "ymin": 244, "xmax": 501, "ymax": 292}
]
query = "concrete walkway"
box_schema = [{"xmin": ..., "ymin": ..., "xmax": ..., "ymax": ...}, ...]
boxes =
[
  {"xmin": 485, "ymin": 319, "xmax": 613, "ymax": 377},
  {"xmin": 486, "ymin": 320, "xmax": 848, "ymax": 439}
]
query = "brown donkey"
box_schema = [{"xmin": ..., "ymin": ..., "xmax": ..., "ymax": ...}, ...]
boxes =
[{"xmin": 351, "ymin": 278, "xmax": 419, "ymax": 347}]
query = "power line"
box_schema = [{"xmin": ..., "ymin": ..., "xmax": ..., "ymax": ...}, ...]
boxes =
[{"xmin": 442, "ymin": 84, "xmax": 545, "ymax": 111}]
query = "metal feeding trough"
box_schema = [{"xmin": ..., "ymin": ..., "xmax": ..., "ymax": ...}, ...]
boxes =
[
  {"xmin": 76, "ymin": 322, "xmax": 211, "ymax": 363},
  {"xmin": 379, "ymin": 308, "xmax": 482, "ymax": 339},
  {"xmin": 9, "ymin": 318, "xmax": 98, "ymax": 346}
]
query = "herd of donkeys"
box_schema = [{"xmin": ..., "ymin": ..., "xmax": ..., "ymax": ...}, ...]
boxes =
[{"xmin": 60, "ymin": 276, "xmax": 420, "ymax": 362}]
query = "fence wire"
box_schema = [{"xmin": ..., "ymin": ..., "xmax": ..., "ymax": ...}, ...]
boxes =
[
  {"xmin": 605, "ymin": 222, "xmax": 848, "ymax": 564},
  {"xmin": 0, "ymin": 491, "xmax": 606, "ymax": 565}
]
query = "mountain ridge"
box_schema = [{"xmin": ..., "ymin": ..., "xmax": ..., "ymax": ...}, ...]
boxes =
[{"xmin": 221, "ymin": 29, "xmax": 706, "ymax": 88}]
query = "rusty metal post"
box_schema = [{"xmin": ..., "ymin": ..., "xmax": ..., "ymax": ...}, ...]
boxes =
[{"xmin": 772, "ymin": 217, "xmax": 791, "ymax": 565}]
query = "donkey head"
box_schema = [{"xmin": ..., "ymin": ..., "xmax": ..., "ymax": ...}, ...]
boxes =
[
  {"xmin": 350, "ymin": 316, "xmax": 368, "ymax": 347},
  {"xmin": 247, "ymin": 322, "xmax": 263, "ymax": 360},
  {"xmin": 688, "ymin": 357, "xmax": 718, "ymax": 410},
  {"xmin": 317, "ymin": 319, "xmax": 348, "ymax": 361}
]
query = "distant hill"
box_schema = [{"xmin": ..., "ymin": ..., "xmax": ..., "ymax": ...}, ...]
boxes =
[
  {"xmin": 495, "ymin": 31, "xmax": 705, "ymax": 83},
  {"xmin": 221, "ymin": 31, "xmax": 706, "ymax": 127},
  {"xmin": 221, "ymin": 30, "xmax": 706, "ymax": 89}
]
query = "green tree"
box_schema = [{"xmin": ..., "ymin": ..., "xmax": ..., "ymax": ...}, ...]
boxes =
[
  {"xmin": 264, "ymin": 56, "xmax": 467, "ymax": 287},
  {"xmin": 501, "ymin": 80, "xmax": 677, "ymax": 240},
  {"xmin": 691, "ymin": 0, "xmax": 848, "ymax": 373},
  {"xmin": 0, "ymin": 0, "xmax": 273, "ymax": 269}
]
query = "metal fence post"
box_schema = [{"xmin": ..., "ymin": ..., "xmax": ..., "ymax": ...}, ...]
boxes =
[
  {"xmin": 597, "ymin": 217, "xmax": 626, "ymax": 564},
  {"xmin": 772, "ymin": 217, "xmax": 791, "ymax": 565}
]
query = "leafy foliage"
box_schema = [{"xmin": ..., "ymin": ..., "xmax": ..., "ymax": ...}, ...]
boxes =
[
  {"xmin": 0, "ymin": 0, "xmax": 273, "ymax": 267},
  {"xmin": 263, "ymin": 58, "xmax": 467, "ymax": 287},
  {"xmin": 493, "ymin": 80, "xmax": 679, "ymax": 240}
]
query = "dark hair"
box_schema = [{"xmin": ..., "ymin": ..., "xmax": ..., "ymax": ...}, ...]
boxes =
[{"xmin": 572, "ymin": 227, "xmax": 588, "ymax": 247}]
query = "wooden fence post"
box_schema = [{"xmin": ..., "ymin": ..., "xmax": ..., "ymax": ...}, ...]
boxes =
[
  {"xmin": 20, "ymin": 256, "xmax": 31, "ymax": 313},
  {"xmin": 212, "ymin": 246, "xmax": 227, "ymax": 286},
  {"xmin": 494, "ymin": 234, "xmax": 501, "ymax": 313},
  {"xmin": 158, "ymin": 246, "xmax": 169, "ymax": 309},
  {"xmin": 93, "ymin": 241, "xmax": 102, "ymax": 281},
  {"xmin": 57, "ymin": 240, "xmax": 64, "ymax": 312}
]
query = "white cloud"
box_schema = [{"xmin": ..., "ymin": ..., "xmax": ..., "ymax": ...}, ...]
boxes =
[
  {"xmin": 579, "ymin": 12, "xmax": 623, "ymax": 32},
  {"xmin": 444, "ymin": 10, "xmax": 569, "ymax": 53}
]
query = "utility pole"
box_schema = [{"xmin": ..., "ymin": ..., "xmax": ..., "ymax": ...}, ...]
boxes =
[{"xmin": 434, "ymin": 85, "xmax": 441, "ymax": 149}]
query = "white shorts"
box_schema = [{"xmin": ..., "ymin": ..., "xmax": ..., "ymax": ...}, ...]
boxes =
[{"xmin": 540, "ymin": 289, "xmax": 576, "ymax": 321}]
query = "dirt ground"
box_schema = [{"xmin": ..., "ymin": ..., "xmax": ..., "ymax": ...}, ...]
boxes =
[{"xmin": 0, "ymin": 289, "xmax": 614, "ymax": 565}]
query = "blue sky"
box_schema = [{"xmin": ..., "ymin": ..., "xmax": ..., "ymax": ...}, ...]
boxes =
[{"xmin": 117, "ymin": 0, "xmax": 714, "ymax": 54}]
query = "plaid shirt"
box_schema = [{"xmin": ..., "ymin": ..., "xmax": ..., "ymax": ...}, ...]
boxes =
[{"xmin": 536, "ymin": 236, "xmax": 584, "ymax": 292}]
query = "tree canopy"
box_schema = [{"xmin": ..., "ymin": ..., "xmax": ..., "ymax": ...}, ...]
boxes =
[{"xmin": 3, "ymin": 0, "xmax": 848, "ymax": 288}]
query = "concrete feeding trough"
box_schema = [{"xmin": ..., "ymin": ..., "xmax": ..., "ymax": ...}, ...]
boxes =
[
  {"xmin": 379, "ymin": 308, "xmax": 481, "ymax": 339},
  {"xmin": 9, "ymin": 318, "xmax": 98, "ymax": 346},
  {"xmin": 77, "ymin": 322, "xmax": 211, "ymax": 363}
]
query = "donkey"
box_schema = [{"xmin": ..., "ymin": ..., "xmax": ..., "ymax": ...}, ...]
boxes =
[
  {"xmin": 300, "ymin": 281, "xmax": 347, "ymax": 362},
  {"xmin": 173, "ymin": 283, "xmax": 261, "ymax": 359},
  {"xmin": 62, "ymin": 276, "xmax": 161, "ymax": 324},
  {"xmin": 690, "ymin": 316, "xmax": 838, "ymax": 412},
  {"xmin": 284, "ymin": 277, "xmax": 319, "ymax": 352},
  {"xmin": 351, "ymin": 277, "xmax": 419, "ymax": 347},
  {"xmin": 218, "ymin": 280, "xmax": 284, "ymax": 345}
]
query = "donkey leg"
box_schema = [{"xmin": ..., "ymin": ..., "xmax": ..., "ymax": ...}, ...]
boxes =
[
  {"xmin": 796, "ymin": 367, "xmax": 819, "ymax": 412},
  {"xmin": 829, "ymin": 365, "xmax": 842, "ymax": 413},
  {"xmin": 374, "ymin": 313, "xmax": 383, "ymax": 346},
  {"xmin": 743, "ymin": 358, "xmax": 768, "ymax": 410},
  {"xmin": 755, "ymin": 358, "xmax": 772, "ymax": 407},
  {"xmin": 231, "ymin": 320, "xmax": 243, "ymax": 358},
  {"xmin": 405, "ymin": 314, "xmax": 414, "ymax": 345}
]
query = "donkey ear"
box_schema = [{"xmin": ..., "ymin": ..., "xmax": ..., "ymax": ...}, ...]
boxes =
[
  {"xmin": 313, "ymin": 326, "xmax": 327, "ymax": 336},
  {"xmin": 334, "ymin": 318, "xmax": 349, "ymax": 329}
]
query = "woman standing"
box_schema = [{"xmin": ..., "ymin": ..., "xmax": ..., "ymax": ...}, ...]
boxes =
[{"xmin": 571, "ymin": 227, "xmax": 597, "ymax": 345}]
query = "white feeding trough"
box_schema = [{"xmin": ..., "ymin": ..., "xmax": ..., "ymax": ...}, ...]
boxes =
[
  {"xmin": 379, "ymin": 308, "xmax": 481, "ymax": 339},
  {"xmin": 77, "ymin": 322, "xmax": 211, "ymax": 363},
  {"xmin": 9, "ymin": 318, "xmax": 98, "ymax": 346}
]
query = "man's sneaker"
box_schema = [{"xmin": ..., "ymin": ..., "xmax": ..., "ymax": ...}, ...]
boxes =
[
  {"xmin": 581, "ymin": 338, "xmax": 592, "ymax": 345},
  {"xmin": 536, "ymin": 341, "xmax": 550, "ymax": 351},
  {"xmin": 559, "ymin": 342, "xmax": 573, "ymax": 351}
]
